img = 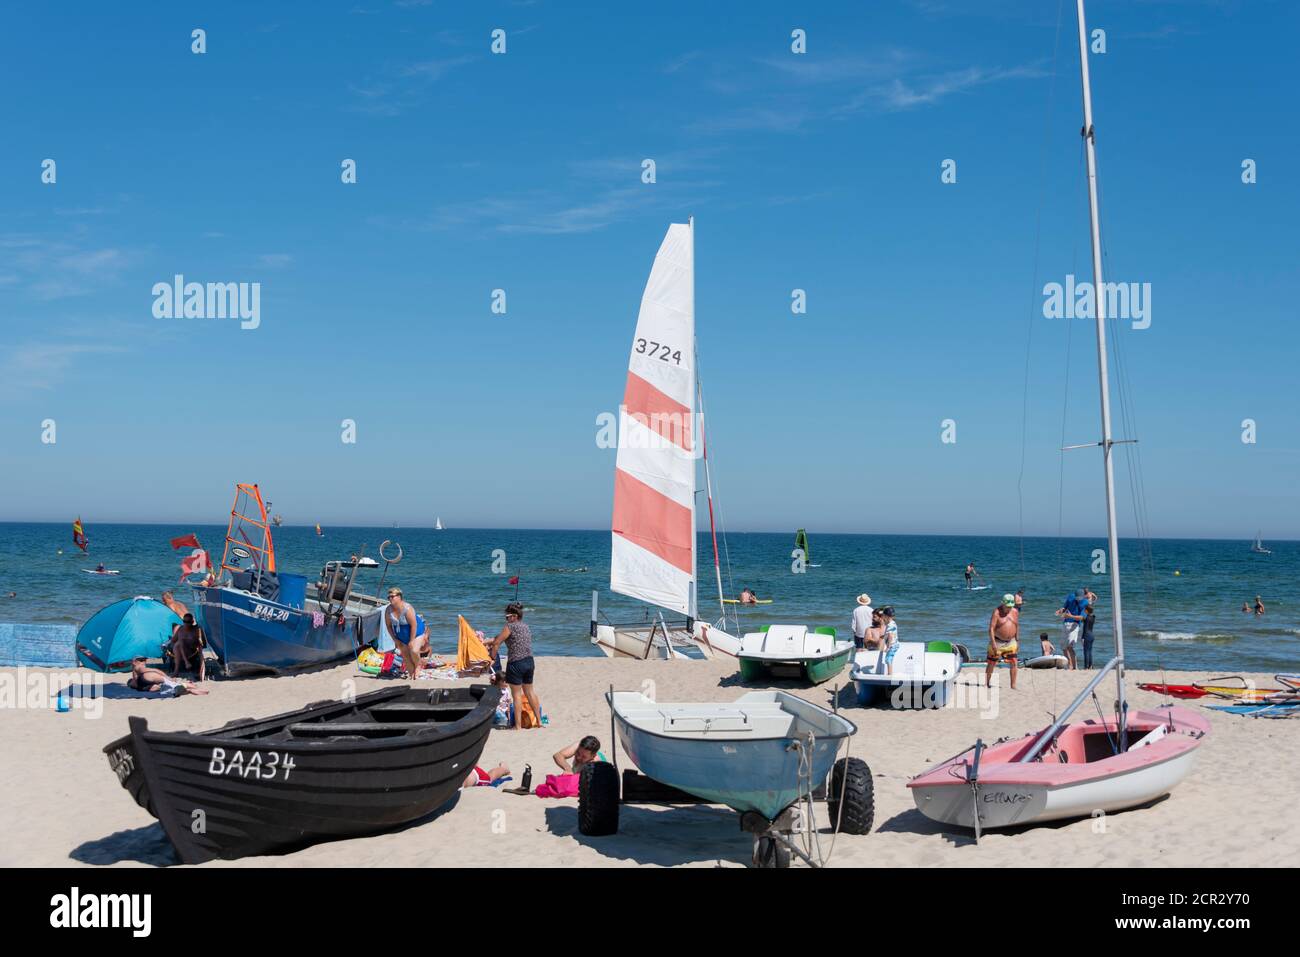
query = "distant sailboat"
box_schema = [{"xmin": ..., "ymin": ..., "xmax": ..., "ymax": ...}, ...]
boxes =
[
  {"xmin": 272, "ymin": 514, "xmax": 283, "ymax": 527},
  {"xmin": 794, "ymin": 528, "xmax": 820, "ymax": 567},
  {"xmin": 1251, "ymin": 532, "xmax": 1271, "ymax": 555},
  {"xmin": 435, "ymin": 517, "xmax": 444, "ymax": 530},
  {"xmin": 315, "ymin": 523, "xmax": 323, "ymax": 537}
]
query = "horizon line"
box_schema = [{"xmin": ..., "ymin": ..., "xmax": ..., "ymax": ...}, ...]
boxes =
[{"xmin": 0, "ymin": 520, "xmax": 1293, "ymax": 544}]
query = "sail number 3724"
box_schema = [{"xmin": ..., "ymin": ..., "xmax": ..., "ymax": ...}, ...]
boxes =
[{"xmin": 635, "ymin": 339, "xmax": 683, "ymax": 365}]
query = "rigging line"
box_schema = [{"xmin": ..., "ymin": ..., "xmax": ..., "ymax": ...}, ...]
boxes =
[
  {"xmin": 694, "ymin": 349, "xmax": 738, "ymax": 626},
  {"xmin": 1093, "ymin": 170, "xmax": 1158, "ymax": 618},
  {"xmin": 1018, "ymin": 0, "xmax": 1069, "ymax": 579},
  {"xmin": 1056, "ymin": 134, "xmax": 1087, "ymax": 581}
]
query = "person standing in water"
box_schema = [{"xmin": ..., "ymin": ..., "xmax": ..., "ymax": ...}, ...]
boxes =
[
  {"xmin": 487, "ymin": 602, "xmax": 542, "ymax": 731},
  {"xmin": 1254, "ymin": 596, "xmax": 1266, "ymax": 616},
  {"xmin": 986, "ymin": 594, "xmax": 1020, "ymax": 690}
]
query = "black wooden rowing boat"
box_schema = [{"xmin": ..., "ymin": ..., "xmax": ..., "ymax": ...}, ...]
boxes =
[{"xmin": 103, "ymin": 684, "xmax": 495, "ymax": 864}]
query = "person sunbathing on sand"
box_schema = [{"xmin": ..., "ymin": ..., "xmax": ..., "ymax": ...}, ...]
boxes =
[
  {"xmin": 553, "ymin": 735, "xmax": 603, "ymax": 773},
  {"xmin": 463, "ymin": 763, "xmax": 511, "ymax": 789},
  {"xmin": 127, "ymin": 657, "xmax": 208, "ymax": 696}
]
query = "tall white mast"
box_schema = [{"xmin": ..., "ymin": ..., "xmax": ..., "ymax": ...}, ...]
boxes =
[
  {"xmin": 1075, "ymin": 0, "xmax": 1127, "ymax": 745},
  {"xmin": 689, "ymin": 217, "xmax": 729, "ymax": 629}
]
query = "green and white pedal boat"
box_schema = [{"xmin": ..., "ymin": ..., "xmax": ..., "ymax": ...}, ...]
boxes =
[{"xmin": 737, "ymin": 624, "xmax": 854, "ymax": 685}]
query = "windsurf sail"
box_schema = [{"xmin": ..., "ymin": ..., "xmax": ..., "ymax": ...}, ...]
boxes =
[
  {"xmin": 611, "ymin": 222, "xmax": 696, "ymax": 617},
  {"xmin": 72, "ymin": 517, "xmax": 88, "ymax": 553},
  {"xmin": 794, "ymin": 528, "xmax": 810, "ymax": 565},
  {"xmin": 315, "ymin": 523, "xmax": 323, "ymax": 536},
  {"xmin": 217, "ymin": 484, "xmax": 277, "ymax": 580}
]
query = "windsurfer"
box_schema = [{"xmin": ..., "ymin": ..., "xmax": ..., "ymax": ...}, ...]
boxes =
[{"xmin": 987, "ymin": 595, "xmax": 1020, "ymax": 690}]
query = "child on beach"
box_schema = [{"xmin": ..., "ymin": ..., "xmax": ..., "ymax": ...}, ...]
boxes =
[{"xmin": 878, "ymin": 607, "xmax": 899, "ymax": 675}]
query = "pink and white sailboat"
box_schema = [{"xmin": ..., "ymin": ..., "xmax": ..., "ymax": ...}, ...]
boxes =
[
  {"xmin": 590, "ymin": 219, "xmax": 741, "ymax": 660},
  {"xmin": 909, "ymin": 0, "xmax": 1208, "ymax": 836}
]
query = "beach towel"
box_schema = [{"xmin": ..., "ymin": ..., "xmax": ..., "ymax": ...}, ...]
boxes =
[
  {"xmin": 534, "ymin": 773, "xmax": 580, "ymax": 799},
  {"xmin": 456, "ymin": 615, "xmax": 493, "ymax": 672}
]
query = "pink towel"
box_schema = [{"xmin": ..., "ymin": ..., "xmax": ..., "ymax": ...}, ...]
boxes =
[
  {"xmin": 534, "ymin": 773, "xmax": 581, "ymax": 798},
  {"xmin": 312, "ymin": 612, "xmax": 325, "ymax": 628}
]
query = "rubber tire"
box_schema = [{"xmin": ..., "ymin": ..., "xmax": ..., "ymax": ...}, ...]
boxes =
[
  {"xmin": 827, "ymin": 757, "xmax": 875, "ymax": 835},
  {"xmin": 578, "ymin": 762, "xmax": 620, "ymax": 836},
  {"xmin": 753, "ymin": 835, "xmax": 792, "ymax": 868}
]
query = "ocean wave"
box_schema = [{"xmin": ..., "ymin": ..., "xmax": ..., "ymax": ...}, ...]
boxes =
[{"xmin": 1136, "ymin": 630, "xmax": 1237, "ymax": 643}]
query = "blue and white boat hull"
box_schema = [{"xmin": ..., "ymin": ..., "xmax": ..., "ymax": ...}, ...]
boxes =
[
  {"xmin": 194, "ymin": 585, "xmax": 382, "ymax": 676},
  {"xmin": 608, "ymin": 690, "xmax": 856, "ymax": 822}
]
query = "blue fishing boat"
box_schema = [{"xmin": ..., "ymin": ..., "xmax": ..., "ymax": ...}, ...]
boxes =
[{"xmin": 192, "ymin": 484, "xmax": 387, "ymax": 676}]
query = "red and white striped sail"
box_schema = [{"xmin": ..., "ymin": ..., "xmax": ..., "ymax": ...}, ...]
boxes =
[{"xmin": 611, "ymin": 222, "xmax": 696, "ymax": 616}]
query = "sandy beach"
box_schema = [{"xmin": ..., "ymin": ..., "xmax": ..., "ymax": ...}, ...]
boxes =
[{"xmin": 2, "ymin": 657, "xmax": 1294, "ymax": 868}]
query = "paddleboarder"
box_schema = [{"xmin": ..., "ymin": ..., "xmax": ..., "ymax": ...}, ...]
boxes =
[
  {"xmin": 964, "ymin": 563, "xmax": 976, "ymax": 590},
  {"xmin": 987, "ymin": 594, "xmax": 1020, "ymax": 690}
]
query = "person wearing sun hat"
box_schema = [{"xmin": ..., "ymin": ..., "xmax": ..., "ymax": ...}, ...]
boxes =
[
  {"xmin": 986, "ymin": 593, "xmax": 1021, "ymax": 690},
  {"xmin": 850, "ymin": 593, "xmax": 874, "ymax": 650}
]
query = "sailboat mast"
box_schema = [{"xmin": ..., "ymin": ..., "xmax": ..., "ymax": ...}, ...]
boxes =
[
  {"xmin": 688, "ymin": 217, "xmax": 728, "ymax": 629},
  {"xmin": 1074, "ymin": 0, "xmax": 1127, "ymax": 741}
]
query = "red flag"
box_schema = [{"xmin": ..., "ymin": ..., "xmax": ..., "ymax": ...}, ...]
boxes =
[
  {"xmin": 170, "ymin": 533, "xmax": 201, "ymax": 550},
  {"xmin": 180, "ymin": 549, "xmax": 210, "ymax": 582},
  {"xmin": 508, "ymin": 576, "xmax": 519, "ymax": 585}
]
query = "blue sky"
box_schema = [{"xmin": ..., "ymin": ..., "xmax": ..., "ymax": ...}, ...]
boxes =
[{"xmin": 1, "ymin": 0, "xmax": 1295, "ymax": 539}]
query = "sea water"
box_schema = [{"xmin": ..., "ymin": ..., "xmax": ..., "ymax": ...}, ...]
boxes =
[{"xmin": 0, "ymin": 523, "xmax": 1294, "ymax": 671}]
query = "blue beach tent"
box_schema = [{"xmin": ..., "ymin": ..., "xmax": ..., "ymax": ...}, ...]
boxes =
[{"xmin": 74, "ymin": 597, "xmax": 182, "ymax": 672}]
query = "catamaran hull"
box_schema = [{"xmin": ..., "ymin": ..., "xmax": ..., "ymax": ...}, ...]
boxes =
[
  {"xmin": 591, "ymin": 621, "xmax": 740, "ymax": 660},
  {"xmin": 194, "ymin": 586, "xmax": 381, "ymax": 676}
]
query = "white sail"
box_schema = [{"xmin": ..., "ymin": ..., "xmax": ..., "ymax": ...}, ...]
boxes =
[{"xmin": 611, "ymin": 222, "xmax": 696, "ymax": 616}]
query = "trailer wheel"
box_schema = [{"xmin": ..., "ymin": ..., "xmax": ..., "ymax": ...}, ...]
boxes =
[
  {"xmin": 827, "ymin": 757, "xmax": 875, "ymax": 835},
  {"xmin": 578, "ymin": 762, "xmax": 620, "ymax": 836},
  {"xmin": 753, "ymin": 835, "xmax": 791, "ymax": 868}
]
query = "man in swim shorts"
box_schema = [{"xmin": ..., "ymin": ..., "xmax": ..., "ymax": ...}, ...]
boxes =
[{"xmin": 987, "ymin": 594, "xmax": 1020, "ymax": 690}]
